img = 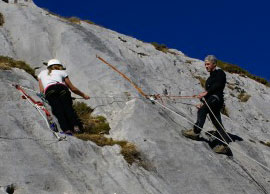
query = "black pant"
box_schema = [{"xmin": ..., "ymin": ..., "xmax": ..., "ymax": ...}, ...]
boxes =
[
  {"xmin": 45, "ymin": 84, "xmax": 81, "ymax": 132},
  {"xmin": 193, "ymin": 96, "xmax": 231, "ymax": 144}
]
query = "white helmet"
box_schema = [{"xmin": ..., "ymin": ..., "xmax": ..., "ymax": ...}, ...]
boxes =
[{"xmin": 47, "ymin": 59, "xmax": 62, "ymax": 67}]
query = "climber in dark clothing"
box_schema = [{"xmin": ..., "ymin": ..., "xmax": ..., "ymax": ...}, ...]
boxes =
[{"xmin": 182, "ymin": 55, "xmax": 231, "ymax": 154}]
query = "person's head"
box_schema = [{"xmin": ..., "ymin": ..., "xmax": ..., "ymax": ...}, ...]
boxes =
[
  {"xmin": 47, "ymin": 59, "xmax": 65, "ymax": 75},
  {"xmin": 204, "ymin": 55, "xmax": 217, "ymax": 72}
]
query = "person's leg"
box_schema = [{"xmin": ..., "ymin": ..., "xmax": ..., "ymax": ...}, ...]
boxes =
[
  {"xmin": 57, "ymin": 86, "xmax": 82, "ymax": 132},
  {"xmin": 193, "ymin": 104, "xmax": 209, "ymax": 134},
  {"xmin": 46, "ymin": 87, "xmax": 71, "ymax": 132},
  {"xmin": 209, "ymin": 107, "xmax": 231, "ymax": 144},
  {"xmin": 182, "ymin": 103, "xmax": 209, "ymax": 140}
]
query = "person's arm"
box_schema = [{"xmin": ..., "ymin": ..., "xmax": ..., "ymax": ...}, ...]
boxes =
[
  {"xmin": 64, "ymin": 77, "xmax": 90, "ymax": 99},
  {"xmin": 196, "ymin": 91, "xmax": 208, "ymax": 99},
  {"xmin": 38, "ymin": 79, "xmax": 44, "ymax": 94}
]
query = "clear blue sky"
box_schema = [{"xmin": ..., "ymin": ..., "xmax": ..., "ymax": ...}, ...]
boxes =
[{"xmin": 34, "ymin": 0, "xmax": 270, "ymax": 81}]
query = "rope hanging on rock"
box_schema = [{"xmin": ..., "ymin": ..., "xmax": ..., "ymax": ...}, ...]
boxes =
[
  {"xmin": 96, "ymin": 55, "xmax": 149, "ymax": 98},
  {"xmin": 13, "ymin": 84, "xmax": 65, "ymax": 141},
  {"xmin": 96, "ymin": 55, "xmax": 197, "ymax": 101},
  {"xmin": 14, "ymin": 84, "xmax": 51, "ymax": 117},
  {"xmin": 96, "ymin": 55, "xmax": 270, "ymax": 175},
  {"xmin": 202, "ymin": 98, "xmax": 234, "ymax": 143}
]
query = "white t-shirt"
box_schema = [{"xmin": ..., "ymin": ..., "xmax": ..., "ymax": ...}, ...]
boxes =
[{"xmin": 38, "ymin": 69, "xmax": 68, "ymax": 90}]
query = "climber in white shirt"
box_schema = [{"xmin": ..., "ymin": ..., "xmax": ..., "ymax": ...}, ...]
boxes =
[{"xmin": 38, "ymin": 59, "xmax": 90, "ymax": 134}]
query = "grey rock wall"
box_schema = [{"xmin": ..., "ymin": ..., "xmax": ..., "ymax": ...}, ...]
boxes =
[{"xmin": 0, "ymin": 1, "xmax": 270, "ymax": 194}]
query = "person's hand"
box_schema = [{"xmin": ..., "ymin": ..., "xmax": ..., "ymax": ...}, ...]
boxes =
[
  {"xmin": 83, "ymin": 94, "xmax": 90, "ymax": 100},
  {"xmin": 195, "ymin": 103, "xmax": 203, "ymax": 109},
  {"xmin": 197, "ymin": 91, "xmax": 208, "ymax": 99}
]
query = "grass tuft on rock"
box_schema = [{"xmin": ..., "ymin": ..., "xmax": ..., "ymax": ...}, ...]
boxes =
[
  {"xmin": 151, "ymin": 42, "xmax": 177, "ymax": 55},
  {"xmin": 217, "ymin": 60, "xmax": 269, "ymax": 86},
  {"xmin": 151, "ymin": 42, "xmax": 169, "ymax": 53},
  {"xmin": 259, "ymin": 141, "xmax": 270, "ymax": 147},
  {"xmin": 83, "ymin": 20, "xmax": 95, "ymax": 25},
  {"xmin": 66, "ymin": 17, "xmax": 81, "ymax": 24},
  {"xmin": 43, "ymin": 8, "xmax": 96, "ymax": 25},
  {"xmin": 75, "ymin": 134, "xmax": 142, "ymax": 165},
  {"xmin": 237, "ymin": 92, "xmax": 251, "ymax": 102},
  {"xmin": 0, "ymin": 12, "xmax": 4, "ymax": 26},
  {"xmin": 0, "ymin": 56, "xmax": 36, "ymax": 79},
  {"xmin": 73, "ymin": 101, "xmax": 110, "ymax": 134},
  {"xmin": 73, "ymin": 102, "xmax": 146, "ymax": 167}
]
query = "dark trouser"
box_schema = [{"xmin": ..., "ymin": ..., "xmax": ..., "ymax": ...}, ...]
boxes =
[
  {"xmin": 193, "ymin": 96, "xmax": 231, "ymax": 144},
  {"xmin": 45, "ymin": 84, "xmax": 81, "ymax": 132}
]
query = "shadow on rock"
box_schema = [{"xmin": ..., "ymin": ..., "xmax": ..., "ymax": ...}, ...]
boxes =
[{"xmin": 201, "ymin": 130, "xmax": 243, "ymax": 157}]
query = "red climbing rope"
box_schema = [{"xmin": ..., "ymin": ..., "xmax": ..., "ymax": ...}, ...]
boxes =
[
  {"xmin": 14, "ymin": 84, "xmax": 51, "ymax": 117},
  {"xmin": 96, "ymin": 55, "xmax": 149, "ymax": 98}
]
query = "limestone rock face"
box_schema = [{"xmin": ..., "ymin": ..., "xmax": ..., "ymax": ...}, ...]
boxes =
[
  {"xmin": 0, "ymin": 1, "xmax": 270, "ymax": 194},
  {"xmin": 1, "ymin": 0, "xmax": 33, "ymax": 4}
]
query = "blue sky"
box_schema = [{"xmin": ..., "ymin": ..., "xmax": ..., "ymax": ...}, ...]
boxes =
[{"xmin": 34, "ymin": 0, "xmax": 270, "ymax": 81}]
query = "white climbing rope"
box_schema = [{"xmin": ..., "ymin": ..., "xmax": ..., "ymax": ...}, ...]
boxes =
[
  {"xmin": 15, "ymin": 86, "xmax": 64, "ymax": 140},
  {"xmin": 202, "ymin": 98, "xmax": 234, "ymax": 143},
  {"xmin": 151, "ymin": 98, "xmax": 270, "ymax": 173}
]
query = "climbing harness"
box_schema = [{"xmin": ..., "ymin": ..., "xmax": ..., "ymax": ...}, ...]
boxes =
[
  {"xmin": 96, "ymin": 55, "xmax": 270, "ymax": 174},
  {"xmin": 13, "ymin": 84, "xmax": 65, "ymax": 141}
]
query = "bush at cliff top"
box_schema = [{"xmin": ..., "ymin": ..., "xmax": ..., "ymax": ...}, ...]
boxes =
[{"xmin": 217, "ymin": 60, "xmax": 269, "ymax": 86}]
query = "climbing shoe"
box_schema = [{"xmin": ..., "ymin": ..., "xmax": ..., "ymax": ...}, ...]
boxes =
[
  {"xmin": 213, "ymin": 144, "xmax": 230, "ymax": 154},
  {"xmin": 182, "ymin": 129, "xmax": 200, "ymax": 141}
]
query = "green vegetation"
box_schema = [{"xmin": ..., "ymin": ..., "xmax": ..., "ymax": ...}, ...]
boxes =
[
  {"xmin": 73, "ymin": 102, "xmax": 146, "ymax": 167},
  {"xmin": 75, "ymin": 134, "xmax": 142, "ymax": 165},
  {"xmin": 66, "ymin": 17, "xmax": 81, "ymax": 24},
  {"xmin": 83, "ymin": 20, "xmax": 95, "ymax": 25},
  {"xmin": 217, "ymin": 60, "xmax": 269, "ymax": 86},
  {"xmin": 0, "ymin": 56, "xmax": 36, "ymax": 79},
  {"xmin": 237, "ymin": 92, "xmax": 251, "ymax": 102},
  {"xmin": 185, "ymin": 60, "xmax": 193, "ymax": 64},
  {"xmin": 43, "ymin": 8, "xmax": 95, "ymax": 25},
  {"xmin": 151, "ymin": 42, "xmax": 177, "ymax": 55},
  {"xmin": 73, "ymin": 101, "xmax": 110, "ymax": 134},
  {"xmin": 0, "ymin": 12, "xmax": 4, "ymax": 26},
  {"xmin": 259, "ymin": 140, "xmax": 270, "ymax": 147},
  {"xmin": 151, "ymin": 42, "xmax": 169, "ymax": 53},
  {"xmin": 64, "ymin": 17, "xmax": 95, "ymax": 25}
]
